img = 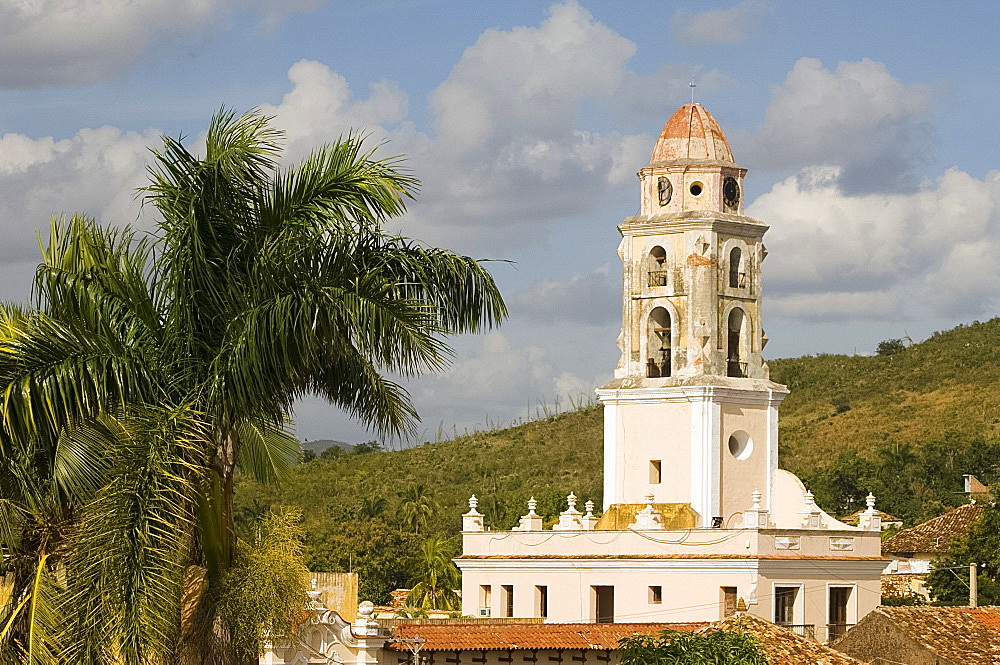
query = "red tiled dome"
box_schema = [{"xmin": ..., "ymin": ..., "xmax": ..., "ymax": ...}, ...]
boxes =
[{"xmin": 650, "ymin": 103, "xmax": 734, "ymax": 164}]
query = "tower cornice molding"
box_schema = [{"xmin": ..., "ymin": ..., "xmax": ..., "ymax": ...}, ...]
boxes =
[
  {"xmin": 596, "ymin": 383, "xmax": 789, "ymax": 408},
  {"xmin": 619, "ymin": 213, "xmax": 767, "ymax": 237}
]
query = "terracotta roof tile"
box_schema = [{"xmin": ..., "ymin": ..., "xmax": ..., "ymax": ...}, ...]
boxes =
[
  {"xmin": 870, "ymin": 606, "xmax": 1000, "ymax": 664},
  {"xmin": 882, "ymin": 503, "xmax": 983, "ymax": 554},
  {"xmin": 650, "ymin": 104, "xmax": 735, "ymax": 164},
  {"xmin": 708, "ymin": 614, "xmax": 863, "ymax": 665},
  {"xmin": 390, "ymin": 614, "xmax": 862, "ymax": 663},
  {"xmin": 388, "ymin": 622, "xmax": 703, "ymax": 651}
]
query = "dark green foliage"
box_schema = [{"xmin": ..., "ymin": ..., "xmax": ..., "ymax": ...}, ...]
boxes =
[
  {"xmin": 320, "ymin": 446, "xmax": 343, "ymax": 461},
  {"xmin": 802, "ymin": 436, "xmax": 1000, "ymax": 523},
  {"xmin": 304, "ymin": 519, "xmax": 421, "ymax": 605},
  {"xmin": 877, "ymin": 338, "xmax": 906, "ymax": 356},
  {"xmin": 619, "ymin": 629, "xmax": 768, "ymax": 665},
  {"xmin": 353, "ymin": 441, "xmax": 383, "ymax": 455},
  {"xmin": 926, "ymin": 502, "xmax": 1000, "ymax": 605}
]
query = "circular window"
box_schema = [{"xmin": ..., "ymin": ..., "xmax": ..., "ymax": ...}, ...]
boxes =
[
  {"xmin": 727, "ymin": 431, "xmax": 753, "ymax": 460},
  {"xmin": 689, "ymin": 182, "xmax": 703, "ymax": 196}
]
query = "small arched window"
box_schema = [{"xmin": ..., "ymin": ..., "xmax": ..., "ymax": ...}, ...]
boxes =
[
  {"xmin": 646, "ymin": 307, "xmax": 671, "ymax": 378},
  {"xmin": 727, "ymin": 308, "xmax": 746, "ymax": 378},
  {"xmin": 648, "ymin": 246, "xmax": 668, "ymax": 287},
  {"xmin": 729, "ymin": 247, "xmax": 743, "ymax": 288}
]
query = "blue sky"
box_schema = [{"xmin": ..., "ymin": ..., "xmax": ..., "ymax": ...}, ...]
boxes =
[{"xmin": 2, "ymin": 0, "xmax": 999, "ymax": 444}]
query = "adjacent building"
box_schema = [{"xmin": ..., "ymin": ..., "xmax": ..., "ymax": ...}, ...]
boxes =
[
  {"xmin": 831, "ymin": 605, "xmax": 1000, "ymax": 665},
  {"xmin": 455, "ymin": 103, "xmax": 886, "ymax": 642}
]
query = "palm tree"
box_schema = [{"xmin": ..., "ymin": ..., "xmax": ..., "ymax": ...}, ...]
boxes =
[
  {"xmin": 406, "ymin": 536, "xmax": 460, "ymax": 611},
  {"xmin": 399, "ymin": 484, "xmax": 439, "ymax": 535},
  {"xmin": 360, "ymin": 496, "xmax": 388, "ymax": 520},
  {"xmin": 0, "ymin": 108, "xmax": 506, "ymax": 663}
]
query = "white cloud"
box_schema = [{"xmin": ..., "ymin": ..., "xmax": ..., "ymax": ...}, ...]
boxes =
[
  {"xmin": 0, "ymin": 126, "xmax": 160, "ymax": 280},
  {"xmin": 508, "ymin": 264, "xmax": 619, "ymax": 326},
  {"xmin": 752, "ymin": 57, "xmax": 933, "ymax": 193},
  {"xmin": 671, "ymin": 1, "xmax": 770, "ymax": 45},
  {"xmin": 751, "ymin": 167, "xmax": 1000, "ymax": 321},
  {"xmin": 0, "ymin": 0, "xmax": 318, "ymax": 88}
]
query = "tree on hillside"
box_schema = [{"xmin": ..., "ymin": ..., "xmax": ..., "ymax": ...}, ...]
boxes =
[
  {"xmin": 925, "ymin": 501, "xmax": 1000, "ymax": 605},
  {"xmin": 406, "ymin": 536, "xmax": 461, "ymax": 611},
  {"xmin": 360, "ymin": 496, "xmax": 388, "ymax": 519},
  {"xmin": 0, "ymin": 108, "xmax": 506, "ymax": 663},
  {"xmin": 400, "ymin": 483, "xmax": 439, "ymax": 534}
]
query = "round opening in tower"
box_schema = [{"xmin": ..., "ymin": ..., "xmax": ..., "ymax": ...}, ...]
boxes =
[
  {"xmin": 728, "ymin": 431, "xmax": 753, "ymax": 460},
  {"xmin": 689, "ymin": 182, "xmax": 703, "ymax": 196}
]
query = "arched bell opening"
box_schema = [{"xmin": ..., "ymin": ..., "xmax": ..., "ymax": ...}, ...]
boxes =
[
  {"xmin": 646, "ymin": 307, "xmax": 671, "ymax": 378},
  {"xmin": 727, "ymin": 308, "xmax": 749, "ymax": 378},
  {"xmin": 729, "ymin": 246, "xmax": 745, "ymax": 288},
  {"xmin": 647, "ymin": 246, "xmax": 668, "ymax": 287}
]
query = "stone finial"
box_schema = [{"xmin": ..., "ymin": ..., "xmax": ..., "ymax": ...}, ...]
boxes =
[
  {"xmin": 463, "ymin": 494, "xmax": 484, "ymax": 532},
  {"xmin": 311, "ymin": 577, "xmax": 318, "ymax": 591},
  {"xmin": 352, "ymin": 600, "xmax": 381, "ymax": 637},
  {"xmin": 553, "ymin": 491, "xmax": 584, "ymax": 531},
  {"xmin": 631, "ymin": 496, "xmax": 664, "ymax": 530},
  {"xmin": 582, "ymin": 499, "xmax": 598, "ymax": 530},
  {"xmin": 516, "ymin": 496, "xmax": 543, "ymax": 531},
  {"xmin": 860, "ymin": 492, "xmax": 881, "ymax": 531},
  {"xmin": 800, "ymin": 488, "xmax": 822, "ymax": 529},
  {"xmin": 736, "ymin": 597, "xmax": 748, "ymax": 612},
  {"xmin": 743, "ymin": 488, "xmax": 769, "ymax": 529}
]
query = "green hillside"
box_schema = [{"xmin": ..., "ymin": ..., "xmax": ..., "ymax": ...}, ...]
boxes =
[{"xmin": 235, "ymin": 318, "xmax": 1000, "ymax": 601}]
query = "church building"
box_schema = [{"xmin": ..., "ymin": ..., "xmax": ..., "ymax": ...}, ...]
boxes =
[{"xmin": 454, "ymin": 103, "xmax": 886, "ymax": 642}]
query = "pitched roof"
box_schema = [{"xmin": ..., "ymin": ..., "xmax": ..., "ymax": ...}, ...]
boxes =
[
  {"xmin": 862, "ymin": 606, "xmax": 1000, "ymax": 664},
  {"xmin": 388, "ymin": 622, "xmax": 703, "ymax": 651},
  {"xmin": 707, "ymin": 614, "xmax": 863, "ymax": 665},
  {"xmin": 389, "ymin": 614, "xmax": 862, "ymax": 663},
  {"xmin": 882, "ymin": 502, "xmax": 983, "ymax": 554}
]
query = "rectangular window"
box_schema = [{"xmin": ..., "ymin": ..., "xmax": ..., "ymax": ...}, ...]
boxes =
[
  {"xmin": 501, "ymin": 584, "xmax": 514, "ymax": 618},
  {"xmin": 594, "ymin": 586, "xmax": 614, "ymax": 624},
  {"xmin": 480, "ymin": 585, "xmax": 491, "ymax": 617},
  {"xmin": 649, "ymin": 586, "xmax": 662, "ymax": 604},
  {"xmin": 721, "ymin": 586, "xmax": 737, "ymax": 618},
  {"xmin": 535, "ymin": 585, "xmax": 548, "ymax": 618},
  {"xmin": 774, "ymin": 587, "xmax": 798, "ymax": 626},
  {"xmin": 828, "ymin": 587, "xmax": 852, "ymax": 641},
  {"xmin": 649, "ymin": 460, "xmax": 662, "ymax": 484}
]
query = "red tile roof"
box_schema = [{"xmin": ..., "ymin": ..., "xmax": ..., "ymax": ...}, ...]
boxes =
[
  {"xmin": 860, "ymin": 606, "xmax": 1000, "ymax": 664},
  {"xmin": 960, "ymin": 606, "xmax": 1000, "ymax": 631},
  {"xmin": 708, "ymin": 614, "xmax": 862, "ymax": 665},
  {"xmin": 882, "ymin": 503, "xmax": 983, "ymax": 554},
  {"xmin": 388, "ymin": 622, "xmax": 703, "ymax": 651}
]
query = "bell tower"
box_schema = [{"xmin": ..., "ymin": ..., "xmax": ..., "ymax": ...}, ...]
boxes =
[{"xmin": 597, "ymin": 104, "xmax": 788, "ymax": 527}]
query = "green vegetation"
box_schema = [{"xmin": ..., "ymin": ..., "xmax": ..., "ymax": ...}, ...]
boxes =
[
  {"xmin": 619, "ymin": 628, "xmax": 768, "ymax": 665},
  {"xmin": 0, "ymin": 108, "xmax": 506, "ymax": 663},
  {"xmin": 216, "ymin": 509, "xmax": 310, "ymax": 661},
  {"xmin": 926, "ymin": 501, "xmax": 1000, "ymax": 605},
  {"xmin": 405, "ymin": 536, "xmax": 461, "ymax": 611},
  {"xmin": 237, "ymin": 319, "xmax": 1000, "ymax": 603}
]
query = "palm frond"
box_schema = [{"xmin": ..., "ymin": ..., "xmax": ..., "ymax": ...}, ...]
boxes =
[{"xmin": 234, "ymin": 420, "xmax": 298, "ymax": 485}]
